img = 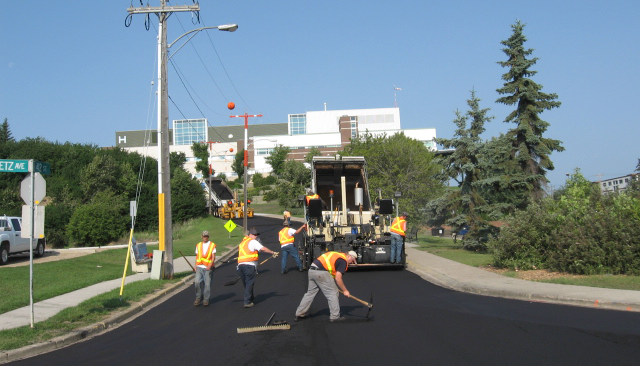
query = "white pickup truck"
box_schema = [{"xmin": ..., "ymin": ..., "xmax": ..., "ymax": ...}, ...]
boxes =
[{"xmin": 0, "ymin": 216, "xmax": 45, "ymax": 265}]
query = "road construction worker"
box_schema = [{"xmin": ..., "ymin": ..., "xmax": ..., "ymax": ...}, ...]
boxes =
[
  {"xmin": 295, "ymin": 251, "xmax": 357, "ymax": 322},
  {"xmin": 237, "ymin": 228, "xmax": 277, "ymax": 308},
  {"xmin": 389, "ymin": 212, "xmax": 408, "ymax": 264},
  {"xmin": 279, "ymin": 222, "xmax": 306, "ymax": 274},
  {"xmin": 194, "ymin": 231, "xmax": 216, "ymax": 307}
]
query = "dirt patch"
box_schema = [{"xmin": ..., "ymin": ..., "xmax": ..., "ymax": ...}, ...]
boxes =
[{"xmin": 480, "ymin": 266, "xmax": 587, "ymax": 281}]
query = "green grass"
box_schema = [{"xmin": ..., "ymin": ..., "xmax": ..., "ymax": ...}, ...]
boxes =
[
  {"xmin": 412, "ymin": 235, "xmax": 493, "ymax": 267},
  {"xmin": 250, "ymin": 201, "xmax": 304, "ymax": 217}
]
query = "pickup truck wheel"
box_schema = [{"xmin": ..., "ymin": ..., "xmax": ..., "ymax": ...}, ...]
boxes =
[
  {"xmin": 0, "ymin": 244, "xmax": 8, "ymax": 265},
  {"xmin": 35, "ymin": 240, "xmax": 45, "ymax": 257}
]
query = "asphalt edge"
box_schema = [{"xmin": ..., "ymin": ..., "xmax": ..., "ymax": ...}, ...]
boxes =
[{"xmin": 0, "ymin": 248, "xmax": 239, "ymax": 364}]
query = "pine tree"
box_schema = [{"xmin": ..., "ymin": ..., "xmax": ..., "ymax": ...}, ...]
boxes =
[
  {"xmin": 496, "ymin": 21, "xmax": 564, "ymax": 203},
  {"xmin": 431, "ymin": 90, "xmax": 494, "ymax": 249},
  {"xmin": 0, "ymin": 118, "xmax": 15, "ymax": 143}
]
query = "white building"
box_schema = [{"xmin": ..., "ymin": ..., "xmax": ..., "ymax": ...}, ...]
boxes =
[
  {"xmin": 115, "ymin": 107, "xmax": 437, "ymax": 178},
  {"xmin": 596, "ymin": 174, "xmax": 638, "ymax": 194}
]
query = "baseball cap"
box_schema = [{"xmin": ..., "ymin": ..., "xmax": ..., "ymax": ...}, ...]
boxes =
[
  {"xmin": 401, "ymin": 212, "xmax": 409, "ymax": 218},
  {"xmin": 348, "ymin": 250, "xmax": 358, "ymax": 263},
  {"xmin": 249, "ymin": 228, "xmax": 259, "ymax": 236},
  {"xmin": 202, "ymin": 230, "xmax": 209, "ymax": 237}
]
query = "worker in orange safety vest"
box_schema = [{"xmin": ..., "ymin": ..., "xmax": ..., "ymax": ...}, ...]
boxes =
[
  {"xmin": 194, "ymin": 230, "xmax": 216, "ymax": 307},
  {"xmin": 389, "ymin": 212, "xmax": 408, "ymax": 264},
  {"xmin": 278, "ymin": 222, "xmax": 307, "ymax": 274},
  {"xmin": 295, "ymin": 251, "xmax": 357, "ymax": 322}
]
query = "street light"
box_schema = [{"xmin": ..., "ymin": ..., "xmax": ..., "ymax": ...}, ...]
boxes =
[{"xmin": 168, "ymin": 24, "xmax": 238, "ymax": 59}]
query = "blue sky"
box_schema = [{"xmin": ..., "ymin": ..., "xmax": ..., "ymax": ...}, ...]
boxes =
[{"xmin": 1, "ymin": 0, "xmax": 638, "ymax": 190}]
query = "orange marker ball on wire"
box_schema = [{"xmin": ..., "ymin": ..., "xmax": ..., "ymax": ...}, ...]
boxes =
[{"xmin": 227, "ymin": 102, "xmax": 235, "ymax": 110}]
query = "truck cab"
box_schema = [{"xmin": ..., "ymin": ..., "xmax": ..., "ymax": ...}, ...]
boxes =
[{"xmin": 0, "ymin": 216, "xmax": 45, "ymax": 265}]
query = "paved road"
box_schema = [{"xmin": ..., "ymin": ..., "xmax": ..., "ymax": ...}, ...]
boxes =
[{"xmin": 10, "ymin": 216, "xmax": 640, "ymax": 365}]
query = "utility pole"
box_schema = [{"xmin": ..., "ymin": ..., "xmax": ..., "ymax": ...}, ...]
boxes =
[
  {"xmin": 230, "ymin": 113, "xmax": 262, "ymax": 235},
  {"xmin": 127, "ymin": 1, "xmax": 199, "ymax": 279}
]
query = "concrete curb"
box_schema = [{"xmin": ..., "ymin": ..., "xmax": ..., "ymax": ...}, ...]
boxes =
[{"xmin": 0, "ymin": 249, "xmax": 239, "ymax": 364}]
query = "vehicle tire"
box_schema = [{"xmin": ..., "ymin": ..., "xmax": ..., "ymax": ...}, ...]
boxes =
[
  {"xmin": 0, "ymin": 244, "xmax": 9, "ymax": 265},
  {"xmin": 35, "ymin": 240, "xmax": 45, "ymax": 257}
]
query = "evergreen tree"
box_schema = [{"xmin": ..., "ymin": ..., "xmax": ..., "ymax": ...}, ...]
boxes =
[
  {"xmin": 232, "ymin": 148, "xmax": 244, "ymax": 179},
  {"xmin": 431, "ymin": 90, "xmax": 494, "ymax": 248},
  {"xmin": 0, "ymin": 118, "xmax": 15, "ymax": 144},
  {"xmin": 496, "ymin": 20, "xmax": 564, "ymax": 204}
]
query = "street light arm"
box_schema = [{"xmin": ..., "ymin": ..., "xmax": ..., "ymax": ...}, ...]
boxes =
[{"xmin": 168, "ymin": 24, "xmax": 238, "ymax": 59}]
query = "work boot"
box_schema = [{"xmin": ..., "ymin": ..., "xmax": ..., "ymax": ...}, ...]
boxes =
[
  {"xmin": 194, "ymin": 299, "xmax": 201, "ymax": 306},
  {"xmin": 294, "ymin": 314, "xmax": 307, "ymax": 322},
  {"xmin": 244, "ymin": 302, "xmax": 254, "ymax": 308},
  {"xmin": 330, "ymin": 317, "xmax": 346, "ymax": 322},
  {"xmin": 203, "ymin": 300, "xmax": 209, "ymax": 306}
]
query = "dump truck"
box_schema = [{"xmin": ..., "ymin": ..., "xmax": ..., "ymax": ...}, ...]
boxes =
[{"xmin": 300, "ymin": 156, "xmax": 404, "ymax": 269}]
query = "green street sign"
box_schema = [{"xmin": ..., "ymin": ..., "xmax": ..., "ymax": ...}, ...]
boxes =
[
  {"xmin": 0, "ymin": 159, "xmax": 29, "ymax": 173},
  {"xmin": 34, "ymin": 161, "xmax": 51, "ymax": 175}
]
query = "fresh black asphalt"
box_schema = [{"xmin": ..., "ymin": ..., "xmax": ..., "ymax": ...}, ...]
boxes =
[{"xmin": 11, "ymin": 216, "xmax": 640, "ymax": 365}]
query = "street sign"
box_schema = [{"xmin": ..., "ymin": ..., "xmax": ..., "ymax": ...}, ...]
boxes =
[
  {"xmin": 34, "ymin": 161, "xmax": 51, "ymax": 175},
  {"xmin": 21, "ymin": 173, "xmax": 46, "ymax": 205},
  {"xmin": 224, "ymin": 220, "xmax": 237, "ymax": 233},
  {"xmin": 0, "ymin": 159, "xmax": 29, "ymax": 173}
]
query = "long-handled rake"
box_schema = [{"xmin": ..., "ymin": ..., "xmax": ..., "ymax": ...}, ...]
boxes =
[{"xmin": 223, "ymin": 255, "xmax": 276, "ymax": 286}]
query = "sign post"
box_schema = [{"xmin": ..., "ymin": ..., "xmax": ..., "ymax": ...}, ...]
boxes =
[{"xmin": 2, "ymin": 159, "xmax": 50, "ymax": 328}]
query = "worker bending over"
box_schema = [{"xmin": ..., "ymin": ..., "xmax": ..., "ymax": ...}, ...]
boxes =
[{"xmin": 295, "ymin": 251, "xmax": 357, "ymax": 322}]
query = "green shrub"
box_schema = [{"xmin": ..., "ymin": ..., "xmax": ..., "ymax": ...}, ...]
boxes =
[
  {"xmin": 488, "ymin": 171, "xmax": 640, "ymax": 274},
  {"xmin": 66, "ymin": 191, "xmax": 128, "ymax": 247}
]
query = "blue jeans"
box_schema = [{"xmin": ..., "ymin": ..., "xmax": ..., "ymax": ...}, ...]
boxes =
[
  {"xmin": 390, "ymin": 233, "xmax": 404, "ymax": 263},
  {"xmin": 237, "ymin": 264, "xmax": 257, "ymax": 305},
  {"xmin": 281, "ymin": 244, "xmax": 302, "ymax": 273},
  {"xmin": 195, "ymin": 267, "xmax": 214, "ymax": 301}
]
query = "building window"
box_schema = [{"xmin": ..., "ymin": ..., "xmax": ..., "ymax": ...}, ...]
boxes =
[
  {"xmin": 350, "ymin": 116, "xmax": 358, "ymax": 139},
  {"xmin": 173, "ymin": 119, "xmax": 207, "ymax": 146},
  {"xmin": 289, "ymin": 114, "xmax": 306, "ymax": 135},
  {"xmin": 256, "ymin": 148, "xmax": 274, "ymax": 156}
]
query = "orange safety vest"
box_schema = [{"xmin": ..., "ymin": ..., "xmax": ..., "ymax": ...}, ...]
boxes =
[
  {"xmin": 390, "ymin": 217, "xmax": 406, "ymax": 236},
  {"xmin": 306, "ymin": 194, "xmax": 320, "ymax": 205},
  {"xmin": 195, "ymin": 241, "xmax": 216, "ymax": 266},
  {"xmin": 279, "ymin": 228, "xmax": 295, "ymax": 246},
  {"xmin": 238, "ymin": 236, "xmax": 259, "ymax": 263},
  {"xmin": 317, "ymin": 252, "xmax": 349, "ymax": 277}
]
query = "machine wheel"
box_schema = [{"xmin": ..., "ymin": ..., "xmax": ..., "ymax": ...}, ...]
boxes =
[
  {"xmin": 0, "ymin": 244, "xmax": 9, "ymax": 265},
  {"xmin": 35, "ymin": 240, "xmax": 45, "ymax": 257}
]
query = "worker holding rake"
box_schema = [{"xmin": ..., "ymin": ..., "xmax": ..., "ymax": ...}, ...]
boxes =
[
  {"xmin": 295, "ymin": 251, "xmax": 357, "ymax": 322},
  {"xmin": 237, "ymin": 228, "xmax": 277, "ymax": 308}
]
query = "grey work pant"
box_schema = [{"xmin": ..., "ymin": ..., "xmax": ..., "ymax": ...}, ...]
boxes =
[
  {"xmin": 295, "ymin": 269, "xmax": 341, "ymax": 320},
  {"xmin": 195, "ymin": 267, "xmax": 214, "ymax": 301}
]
